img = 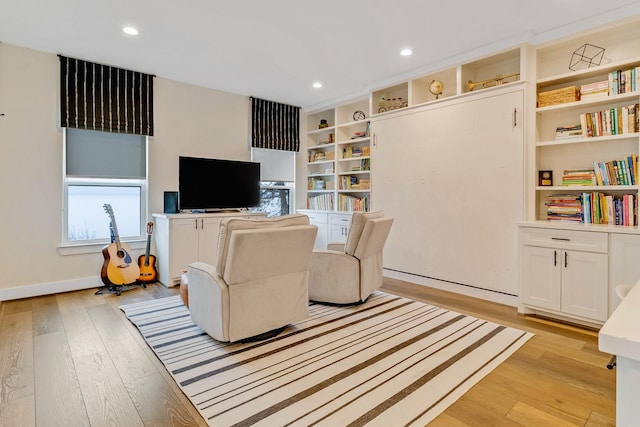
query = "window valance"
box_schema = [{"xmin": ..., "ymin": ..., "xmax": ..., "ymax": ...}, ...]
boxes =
[
  {"xmin": 59, "ymin": 55, "xmax": 154, "ymax": 136},
  {"xmin": 251, "ymin": 97, "xmax": 300, "ymax": 152}
]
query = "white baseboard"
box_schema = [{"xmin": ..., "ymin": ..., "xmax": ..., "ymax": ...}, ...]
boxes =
[
  {"xmin": 0, "ymin": 276, "xmax": 100, "ymax": 302},
  {"xmin": 384, "ymin": 269, "xmax": 518, "ymax": 307}
]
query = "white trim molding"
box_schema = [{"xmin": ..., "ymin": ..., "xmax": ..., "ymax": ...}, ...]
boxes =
[
  {"xmin": 0, "ymin": 276, "xmax": 101, "ymax": 301},
  {"xmin": 384, "ymin": 269, "xmax": 518, "ymax": 307}
]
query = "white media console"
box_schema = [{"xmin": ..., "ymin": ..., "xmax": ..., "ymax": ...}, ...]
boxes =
[{"xmin": 152, "ymin": 211, "xmax": 266, "ymax": 287}]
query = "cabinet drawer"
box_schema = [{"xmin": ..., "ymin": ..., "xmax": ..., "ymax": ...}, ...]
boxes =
[
  {"xmin": 520, "ymin": 227, "xmax": 608, "ymax": 253},
  {"xmin": 304, "ymin": 212, "xmax": 328, "ymax": 224},
  {"xmin": 328, "ymin": 213, "xmax": 351, "ymax": 226}
]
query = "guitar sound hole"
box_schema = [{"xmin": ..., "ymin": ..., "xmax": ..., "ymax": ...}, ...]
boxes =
[{"xmin": 117, "ymin": 250, "xmax": 125, "ymax": 258}]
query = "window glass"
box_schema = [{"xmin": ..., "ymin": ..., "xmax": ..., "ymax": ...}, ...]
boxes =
[
  {"xmin": 63, "ymin": 128, "xmax": 147, "ymax": 244},
  {"xmin": 258, "ymin": 181, "xmax": 293, "ymax": 217},
  {"xmin": 67, "ymin": 184, "xmax": 142, "ymax": 241}
]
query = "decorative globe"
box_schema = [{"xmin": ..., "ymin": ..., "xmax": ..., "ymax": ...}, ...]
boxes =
[{"xmin": 429, "ymin": 80, "xmax": 444, "ymax": 99}]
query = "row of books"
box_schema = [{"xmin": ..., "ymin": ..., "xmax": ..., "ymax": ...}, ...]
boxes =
[
  {"xmin": 609, "ymin": 67, "xmax": 640, "ymax": 95},
  {"xmin": 338, "ymin": 194, "xmax": 370, "ymax": 212},
  {"xmin": 579, "ymin": 103, "xmax": 639, "ymax": 138},
  {"xmin": 307, "ymin": 193, "xmax": 334, "ymax": 210},
  {"xmin": 545, "ymin": 192, "xmax": 637, "ymax": 226},
  {"xmin": 576, "ymin": 67, "xmax": 640, "ymax": 101},
  {"xmin": 593, "ymin": 156, "xmax": 638, "ymax": 186},
  {"xmin": 582, "ymin": 193, "xmax": 636, "ymax": 226},
  {"xmin": 560, "ymin": 156, "xmax": 638, "ymax": 187}
]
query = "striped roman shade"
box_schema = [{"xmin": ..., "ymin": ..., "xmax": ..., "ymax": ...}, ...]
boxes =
[
  {"xmin": 251, "ymin": 97, "xmax": 300, "ymax": 152},
  {"xmin": 59, "ymin": 55, "xmax": 154, "ymax": 136}
]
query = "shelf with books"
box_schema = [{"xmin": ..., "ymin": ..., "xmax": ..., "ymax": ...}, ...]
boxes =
[
  {"xmin": 532, "ymin": 23, "xmax": 640, "ymax": 231},
  {"xmin": 305, "ymin": 99, "xmax": 373, "ymax": 214},
  {"xmin": 337, "ymin": 193, "xmax": 370, "ymax": 213},
  {"xmin": 536, "ymin": 132, "xmax": 640, "ymax": 147},
  {"xmin": 540, "ymin": 190, "xmax": 637, "ymax": 227}
]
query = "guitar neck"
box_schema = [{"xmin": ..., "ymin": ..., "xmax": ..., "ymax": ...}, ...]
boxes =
[
  {"xmin": 108, "ymin": 213, "xmax": 123, "ymax": 252},
  {"xmin": 144, "ymin": 234, "xmax": 152, "ymax": 264}
]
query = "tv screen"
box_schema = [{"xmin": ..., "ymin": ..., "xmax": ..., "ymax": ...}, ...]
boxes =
[{"xmin": 178, "ymin": 156, "xmax": 260, "ymax": 211}]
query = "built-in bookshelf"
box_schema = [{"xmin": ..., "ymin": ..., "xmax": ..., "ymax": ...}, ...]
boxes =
[
  {"xmin": 532, "ymin": 19, "xmax": 640, "ymax": 230},
  {"xmin": 306, "ymin": 97, "xmax": 371, "ymax": 212}
]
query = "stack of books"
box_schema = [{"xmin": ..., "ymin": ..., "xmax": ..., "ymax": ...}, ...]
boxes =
[
  {"xmin": 555, "ymin": 125, "xmax": 583, "ymax": 140},
  {"xmin": 545, "ymin": 194, "xmax": 583, "ymax": 222},
  {"xmin": 580, "ymin": 80, "xmax": 609, "ymax": 99},
  {"xmin": 561, "ymin": 169, "xmax": 596, "ymax": 186}
]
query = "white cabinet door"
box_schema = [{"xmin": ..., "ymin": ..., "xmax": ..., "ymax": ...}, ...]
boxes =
[
  {"xmin": 198, "ymin": 217, "xmax": 222, "ymax": 265},
  {"xmin": 520, "ymin": 245, "xmax": 561, "ymax": 311},
  {"xmin": 328, "ymin": 224, "xmax": 348, "ymax": 244},
  {"xmin": 561, "ymin": 250, "xmax": 608, "ymax": 322},
  {"xmin": 170, "ymin": 218, "xmax": 199, "ymax": 279},
  {"xmin": 372, "ymin": 89, "xmax": 524, "ymax": 294}
]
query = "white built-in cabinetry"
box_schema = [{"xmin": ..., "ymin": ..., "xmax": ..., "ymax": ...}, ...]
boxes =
[
  {"xmin": 297, "ymin": 209, "xmax": 351, "ymax": 250},
  {"xmin": 306, "ymin": 98, "xmax": 372, "ymax": 213},
  {"xmin": 519, "ymin": 17, "xmax": 640, "ymax": 326},
  {"xmin": 152, "ymin": 212, "xmax": 265, "ymax": 286},
  {"xmin": 519, "ymin": 226, "xmax": 609, "ymax": 324}
]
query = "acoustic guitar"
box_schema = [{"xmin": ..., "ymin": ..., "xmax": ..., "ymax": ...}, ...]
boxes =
[
  {"xmin": 138, "ymin": 221, "xmax": 158, "ymax": 283},
  {"xmin": 101, "ymin": 204, "xmax": 140, "ymax": 286}
]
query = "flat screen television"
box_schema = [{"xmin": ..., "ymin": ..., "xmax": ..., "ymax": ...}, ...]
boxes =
[{"xmin": 178, "ymin": 156, "xmax": 260, "ymax": 211}]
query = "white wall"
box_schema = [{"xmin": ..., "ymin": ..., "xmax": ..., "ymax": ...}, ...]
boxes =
[{"xmin": 0, "ymin": 43, "xmax": 258, "ymax": 298}]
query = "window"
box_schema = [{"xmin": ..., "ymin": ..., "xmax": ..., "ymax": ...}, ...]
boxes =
[
  {"xmin": 251, "ymin": 148, "xmax": 295, "ymax": 217},
  {"xmin": 63, "ymin": 128, "xmax": 147, "ymax": 245},
  {"xmin": 258, "ymin": 181, "xmax": 294, "ymax": 217}
]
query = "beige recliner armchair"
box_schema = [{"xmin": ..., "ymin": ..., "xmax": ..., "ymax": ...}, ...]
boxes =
[
  {"xmin": 308, "ymin": 211, "xmax": 393, "ymax": 304},
  {"xmin": 187, "ymin": 214, "xmax": 318, "ymax": 342}
]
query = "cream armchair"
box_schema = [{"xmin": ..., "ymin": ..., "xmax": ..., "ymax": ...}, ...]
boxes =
[
  {"xmin": 188, "ymin": 214, "xmax": 317, "ymax": 342},
  {"xmin": 308, "ymin": 211, "xmax": 393, "ymax": 304}
]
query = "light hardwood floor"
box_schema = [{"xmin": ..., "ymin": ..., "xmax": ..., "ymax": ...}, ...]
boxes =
[{"xmin": 0, "ymin": 278, "xmax": 615, "ymax": 427}]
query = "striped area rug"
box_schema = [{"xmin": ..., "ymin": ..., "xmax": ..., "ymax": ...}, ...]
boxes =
[{"xmin": 120, "ymin": 291, "xmax": 532, "ymax": 426}]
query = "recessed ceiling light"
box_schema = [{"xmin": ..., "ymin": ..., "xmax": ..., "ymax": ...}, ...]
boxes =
[
  {"xmin": 400, "ymin": 48, "xmax": 413, "ymax": 56},
  {"xmin": 122, "ymin": 26, "xmax": 139, "ymax": 36},
  {"xmin": 312, "ymin": 82, "xmax": 323, "ymax": 88}
]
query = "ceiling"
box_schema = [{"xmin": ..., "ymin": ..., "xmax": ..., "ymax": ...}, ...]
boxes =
[{"xmin": 2, "ymin": 1, "xmax": 640, "ymax": 111}]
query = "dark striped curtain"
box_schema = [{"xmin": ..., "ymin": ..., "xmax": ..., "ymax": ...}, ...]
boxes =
[
  {"xmin": 60, "ymin": 55, "xmax": 154, "ymax": 136},
  {"xmin": 251, "ymin": 97, "xmax": 300, "ymax": 152}
]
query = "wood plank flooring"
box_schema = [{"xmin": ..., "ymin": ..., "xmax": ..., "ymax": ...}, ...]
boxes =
[{"xmin": 0, "ymin": 278, "xmax": 615, "ymax": 426}]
